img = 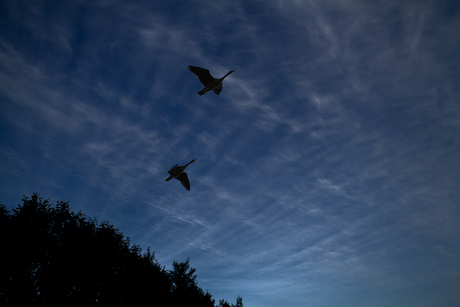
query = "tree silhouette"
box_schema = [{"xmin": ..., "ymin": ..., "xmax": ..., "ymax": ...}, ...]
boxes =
[
  {"xmin": 219, "ymin": 299, "xmax": 232, "ymax": 307},
  {"xmin": 0, "ymin": 194, "xmax": 223, "ymax": 307},
  {"xmin": 218, "ymin": 296, "xmax": 244, "ymax": 307},
  {"xmin": 169, "ymin": 258, "xmax": 215, "ymax": 307},
  {"xmin": 235, "ymin": 295, "xmax": 244, "ymax": 307}
]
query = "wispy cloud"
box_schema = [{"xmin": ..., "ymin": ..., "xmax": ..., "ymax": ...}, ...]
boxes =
[{"xmin": 1, "ymin": 1, "xmax": 460, "ymax": 306}]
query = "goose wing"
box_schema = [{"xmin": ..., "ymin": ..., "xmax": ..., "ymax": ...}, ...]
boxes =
[
  {"xmin": 168, "ymin": 164, "xmax": 178, "ymax": 175},
  {"xmin": 175, "ymin": 172, "xmax": 191, "ymax": 191},
  {"xmin": 188, "ymin": 66, "xmax": 216, "ymax": 86},
  {"xmin": 213, "ymin": 84, "xmax": 222, "ymax": 95}
]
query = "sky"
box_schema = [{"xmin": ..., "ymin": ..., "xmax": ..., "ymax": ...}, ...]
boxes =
[{"xmin": 1, "ymin": 0, "xmax": 460, "ymax": 306}]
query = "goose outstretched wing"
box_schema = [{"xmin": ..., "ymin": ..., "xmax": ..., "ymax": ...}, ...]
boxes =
[
  {"xmin": 168, "ymin": 164, "xmax": 178, "ymax": 175},
  {"xmin": 213, "ymin": 84, "xmax": 223, "ymax": 95},
  {"xmin": 176, "ymin": 172, "xmax": 191, "ymax": 191},
  {"xmin": 188, "ymin": 66, "xmax": 216, "ymax": 86}
]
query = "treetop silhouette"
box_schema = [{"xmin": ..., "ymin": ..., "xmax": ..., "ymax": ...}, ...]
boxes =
[{"xmin": 1, "ymin": 194, "xmax": 242, "ymax": 307}]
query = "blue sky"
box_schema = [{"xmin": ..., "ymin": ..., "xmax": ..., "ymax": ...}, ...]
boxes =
[{"xmin": 1, "ymin": 1, "xmax": 460, "ymax": 306}]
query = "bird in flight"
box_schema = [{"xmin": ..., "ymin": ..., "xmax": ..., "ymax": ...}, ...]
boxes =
[
  {"xmin": 188, "ymin": 65, "xmax": 235, "ymax": 96},
  {"xmin": 165, "ymin": 159, "xmax": 196, "ymax": 191}
]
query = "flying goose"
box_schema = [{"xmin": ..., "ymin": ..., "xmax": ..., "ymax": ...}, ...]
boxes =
[
  {"xmin": 165, "ymin": 159, "xmax": 196, "ymax": 191},
  {"xmin": 188, "ymin": 65, "xmax": 235, "ymax": 96}
]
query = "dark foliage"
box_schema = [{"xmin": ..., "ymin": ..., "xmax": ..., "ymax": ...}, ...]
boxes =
[
  {"xmin": 219, "ymin": 296, "xmax": 244, "ymax": 307},
  {"xmin": 0, "ymin": 193, "xmax": 231, "ymax": 307},
  {"xmin": 169, "ymin": 258, "xmax": 216, "ymax": 307}
]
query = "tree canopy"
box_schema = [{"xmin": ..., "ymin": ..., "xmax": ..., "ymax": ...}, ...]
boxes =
[{"xmin": 0, "ymin": 194, "xmax": 242, "ymax": 307}]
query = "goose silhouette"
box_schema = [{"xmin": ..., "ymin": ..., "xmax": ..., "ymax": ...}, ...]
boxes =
[
  {"xmin": 188, "ymin": 65, "xmax": 234, "ymax": 96},
  {"xmin": 165, "ymin": 159, "xmax": 196, "ymax": 191}
]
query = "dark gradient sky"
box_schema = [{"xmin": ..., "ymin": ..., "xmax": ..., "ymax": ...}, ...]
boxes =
[{"xmin": 1, "ymin": 1, "xmax": 460, "ymax": 306}]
